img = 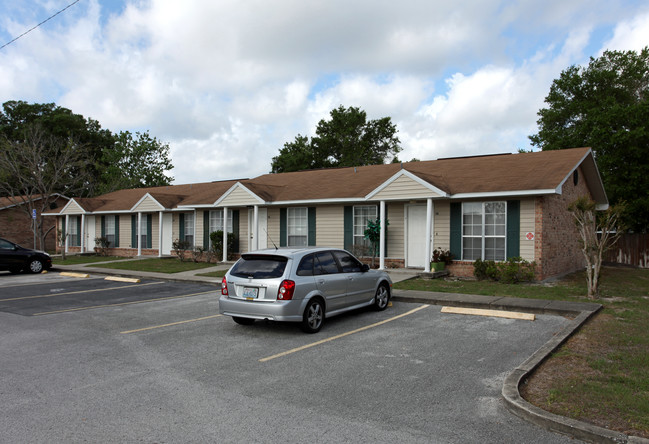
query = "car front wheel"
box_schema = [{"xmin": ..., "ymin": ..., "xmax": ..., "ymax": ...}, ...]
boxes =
[
  {"xmin": 28, "ymin": 259, "xmax": 44, "ymax": 274},
  {"xmin": 301, "ymin": 298, "xmax": 324, "ymax": 333},
  {"xmin": 374, "ymin": 284, "xmax": 390, "ymax": 311}
]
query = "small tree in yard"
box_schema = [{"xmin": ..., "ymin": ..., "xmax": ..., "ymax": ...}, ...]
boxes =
[
  {"xmin": 364, "ymin": 218, "xmax": 389, "ymax": 268},
  {"xmin": 568, "ymin": 196, "xmax": 624, "ymax": 299}
]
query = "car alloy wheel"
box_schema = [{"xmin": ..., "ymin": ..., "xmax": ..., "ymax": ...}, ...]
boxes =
[
  {"xmin": 374, "ymin": 284, "xmax": 390, "ymax": 311},
  {"xmin": 302, "ymin": 299, "xmax": 324, "ymax": 333}
]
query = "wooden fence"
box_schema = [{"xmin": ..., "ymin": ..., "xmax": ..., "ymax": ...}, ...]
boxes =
[{"xmin": 604, "ymin": 233, "xmax": 649, "ymax": 268}]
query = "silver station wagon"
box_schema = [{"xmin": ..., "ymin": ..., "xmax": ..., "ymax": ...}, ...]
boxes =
[{"xmin": 219, "ymin": 247, "xmax": 392, "ymax": 333}]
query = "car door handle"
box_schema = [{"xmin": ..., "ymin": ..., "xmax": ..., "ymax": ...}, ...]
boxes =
[{"xmin": 318, "ymin": 279, "xmax": 325, "ymax": 285}]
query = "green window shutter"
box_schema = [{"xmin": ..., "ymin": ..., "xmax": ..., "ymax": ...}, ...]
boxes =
[
  {"xmin": 101, "ymin": 216, "xmax": 105, "ymax": 237},
  {"xmin": 232, "ymin": 210, "xmax": 240, "ymax": 252},
  {"xmin": 147, "ymin": 215, "xmax": 152, "ymax": 248},
  {"xmin": 279, "ymin": 208, "xmax": 287, "ymax": 247},
  {"xmin": 76, "ymin": 217, "xmax": 82, "ymax": 246},
  {"xmin": 114, "ymin": 215, "xmax": 120, "ymax": 247},
  {"xmin": 450, "ymin": 202, "xmax": 462, "ymax": 261},
  {"xmin": 506, "ymin": 200, "xmax": 520, "ymax": 259},
  {"xmin": 61, "ymin": 218, "xmax": 66, "ymax": 242},
  {"xmin": 308, "ymin": 207, "xmax": 316, "ymax": 246},
  {"xmin": 343, "ymin": 206, "xmax": 353, "ymax": 251},
  {"xmin": 131, "ymin": 214, "xmax": 137, "ymax": 248},
  {"xmin": 203, "ymin": 211, "xmax": 210, "ymax": 249},
  {"xmin": 179, "ymin": 213, "xmax": 185, "ymax": 241}
]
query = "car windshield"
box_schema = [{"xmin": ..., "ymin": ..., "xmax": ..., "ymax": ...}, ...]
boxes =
[{"xmin": 230, "ymin": 254, "xmax": 288, "ymax": 279}]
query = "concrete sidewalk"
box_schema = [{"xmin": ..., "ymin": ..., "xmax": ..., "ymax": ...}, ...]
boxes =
[{"xmin": 48, "ymin": 260, "xmax": 646, "ymax": 443}]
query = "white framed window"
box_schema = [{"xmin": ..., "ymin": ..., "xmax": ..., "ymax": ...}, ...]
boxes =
[
  {"xmin": 105, "ymin": 216, "xmax": 116, "ymax": 247},
  {"xmin": 462, "ymin": 202, "xmax": 506, "ymax": 261},
  {"xmin": 208, "ymin": 209, "xmax": 233, "ymax": 247},
  {"xmin": 287, "ymin": 207, "xmax": 307, "ymax": 247},
  {"xmin": 184, "ymin": 212, "xmax": 194, "ymax": 247},
  {"xmin": 138, "ymin": 215, "xmax": 148, "ymax": 249},
  {"xmin": 69, "ymin": 216, "xmax": 79, "ymax": 246},
  {"xmin": 353, "ymin": 205, "xmax": 377, "ymax": 249}
]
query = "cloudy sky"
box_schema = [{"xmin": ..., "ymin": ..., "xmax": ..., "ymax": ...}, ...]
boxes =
[{"xmin": 1, "ymin": 0, "xmax": 648, "ymax": 185}]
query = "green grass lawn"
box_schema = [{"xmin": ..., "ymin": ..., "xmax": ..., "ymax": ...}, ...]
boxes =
[
  {"xmin": 91, "ymin": 258, "xmax": 219, "ymax": 274},
  {"xmin": 195, "ymin": 269, "xmax": 228, "ymax": 278},
  {"xmin": 396, "ymin": 266, "xmax": 649, "ymax": 438},
  {"xmin": 52, "ymin": 255, "xmax": 131, "ymax": 265}
]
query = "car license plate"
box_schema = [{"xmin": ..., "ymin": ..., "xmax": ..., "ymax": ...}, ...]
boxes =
[{"xmin": 243, "ymin": 287, "xmax": 258, "ymax": 299}]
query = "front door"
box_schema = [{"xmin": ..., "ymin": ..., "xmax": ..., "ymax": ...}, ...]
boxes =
[
  {"xmin": 161, "ymin": 213, "xmax": 173, "ymax": 255},
  {"xmin": 248, "ymin": 208, "xmax": 268, "ymax": 251},
  {"xmin": 86, "ymin": 216, "xmax": 96, "ymax": 253},
  {"xmin": 406, "ymin": 204, "xmax": 428, "ymax": 268}
]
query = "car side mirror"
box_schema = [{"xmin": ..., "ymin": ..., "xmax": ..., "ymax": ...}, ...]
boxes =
[{"xmin": 361, "ymin": 264, "xmax": 370, "ymax": 272}]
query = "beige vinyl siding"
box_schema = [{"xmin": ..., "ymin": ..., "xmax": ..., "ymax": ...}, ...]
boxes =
[
  {"xmin": 220, "ymin": 186, "xmax": 261, "ymax": 206},
  {"xmin": 371, "ymin": 175, "xmax": 441, "ymax": 201},
  {"xmin": 266, "ymin": 207, "xmax": 280, "ymax": 248},
  {"xmin": 386, "ymin": 203, "xmax": 404, "ymax": 258},
  {"xmin": 119, "ymin": 215, "xmax": 131, "ymax": 247},
  {"xmin": 61, "ymin": 200, "xmax": 84, "ymax": 214},
  {"xmin": 194, "ymin": 210, "xmax": 203, "ymax": 247},
  {"xmin": 239, "ymin": 209, "xmax": 249, "ymax": 252},
  {"xmin": 519, "ymin": 198, "xmax": 535, "ymax": 261},
  {"xmin": 172, "ymin": 213, "xmax": 180, "ymax": 244},
  {"xmin": 316, "ymin": 205, "xmax": 344, "ymax": 248},
  {"xmin": 433, "ymin": 200, "xmax": 450, "ymax": 251},
  {"xmin": 95, "ymin": 217, "xmax": 101, "ymax": 236},
  {"xmin": 132, "ymin": 195, "xmax": 162, "ymax": 212},
  {"xmin": 150, "ymin": 213, "xmax": 159, "ymax": 249}
]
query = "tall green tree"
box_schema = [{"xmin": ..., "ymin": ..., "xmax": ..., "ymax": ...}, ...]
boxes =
[
  {"xmin": 271, "ymin": 106, "xmax": 401, "ymax": 173},
  {"xmin": 99, "ymin": 130, "xmax": 174, "ymax": 193},
  {"xmin": 0, "ymin": 100, "xmax": 174, "ymax": 196},
  {"xmin": 529, "ymin": 48, "xmax": 649, "ymax": 231}
]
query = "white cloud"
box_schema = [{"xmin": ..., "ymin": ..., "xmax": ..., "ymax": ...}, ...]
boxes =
[{"xmin": 1, "ymin": 0, "xmax": 647, "ymax": 184}]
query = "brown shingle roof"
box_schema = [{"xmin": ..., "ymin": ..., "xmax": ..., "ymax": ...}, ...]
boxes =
[{"xmin": 43, "ymin": 147, "xmax": 603, "ymax": 213}]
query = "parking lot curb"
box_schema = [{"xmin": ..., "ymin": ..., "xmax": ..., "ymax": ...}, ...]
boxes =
[{"xmin": 393, "ymin": 289, "xmax": 648, "ymax": 444}]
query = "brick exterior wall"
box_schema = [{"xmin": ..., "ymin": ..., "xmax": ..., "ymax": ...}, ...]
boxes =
[
  {"xmin": 0, "ymin": 197, "xmax": 67, "ymax": 252},
  {"xmin": 535, "ymin": 167, "xmax": 591, "ymax": 280}
]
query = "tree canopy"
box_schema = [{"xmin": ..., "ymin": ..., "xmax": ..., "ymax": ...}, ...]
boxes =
[
  {"xmin": 271, "ymin": 106, "xmax": 402, "ymax": 173},
  {"xmin": 0, "ymin": 100, "xmax": 174, "ymax": 196},
  {"xmin": 529, "ymin": 48, "xmax": 649, "ymax": 231},
  {"xmin": 0, "ymin": 100, "xmax": 175, "ymax": 249}
]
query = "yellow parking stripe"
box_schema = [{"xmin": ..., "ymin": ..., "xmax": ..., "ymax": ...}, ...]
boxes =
[
  {"xmin": 0, "ymin": 281, "xmax": 165, "ymax": 302},
  {"xmin": 32, "ymin": 290, "xmax": 215, "ymax": 316},
  {"xmin": 259, "ymin": 304, "xmax": 429, "ymax": 363},
  {"xmin": 121, "ymin": 314, "xmax": 222, "ymax": 334}
]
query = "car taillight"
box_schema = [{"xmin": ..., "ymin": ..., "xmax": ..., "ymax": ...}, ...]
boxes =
[
  {"xmin": 277, "ymin": 280, "xmax": 295, "ymax": 300},
  {"xmin": 221, "ymin": 277, "xmax": 228, "ymax": 296}
]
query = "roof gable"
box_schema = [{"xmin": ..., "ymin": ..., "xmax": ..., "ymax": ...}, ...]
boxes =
[
  {"xmin": 367, "ymin": 170, "xmax": 447, "ymax": 200},
  {"xmin": 214, "ymin": 183, "xmax": 265, "ymax": 206},
  {"xmin": 131, "ymin": 193, "xmax": 165, "ymax": 212}
]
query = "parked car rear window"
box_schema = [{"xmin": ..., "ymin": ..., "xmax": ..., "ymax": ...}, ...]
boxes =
[
  {"xmin": 296, "ymin": 254, "xmax": 315, "ymax": 276},
  {"xmin": 230, "ymin": 255, "xmax": 288, "ymax": 279},
  {"xmin": 314, "ymin": 251, "xmax": 340, "ymax": 275}
]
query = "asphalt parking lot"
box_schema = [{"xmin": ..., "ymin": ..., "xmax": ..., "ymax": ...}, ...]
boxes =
[{"xmin": 0, "ymin": 271, "xmax": 577, "ymax": 443}]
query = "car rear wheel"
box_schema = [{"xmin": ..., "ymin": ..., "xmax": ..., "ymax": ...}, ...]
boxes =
[
  {"xmin": 28, "ymin": 259, "xmax": 44, "ymax": 274},
  {"xmin": 301, "ymin": 298, "xmax": 324, "ymax": 333},
  {"xmin": 374, "ymin": 284, "xmax": 390, "ymax": 311},
  {"xmin": 233, "ymin": 316, "xmax": 255, "ymax": 326}
]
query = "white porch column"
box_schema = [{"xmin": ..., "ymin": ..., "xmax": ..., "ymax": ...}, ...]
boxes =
[
  {"xmin": 65, "ymin": 214, "xmax": 69, "ymax": 254},
  {"xmin": 158, "ymin": 211, "xmax": 163, "ymax": 257},
  {"xmin": 253, "ymin": 205, "xmax": 259, "ymax": 251},
  {"xmin": 80, "ymin": 213, "xmax": 86, "ymax": 252},
  {"xmin": 137, "ymin": 212, "xmax": 142, "ymax": 256},
  {"xmin": 424, "ymin": 198, "xmax": 433, "ymax": 272},
  {"xmin": 379, "ymin": 201, "xmax": 386, "ymax": 270},
  {"xmin": 193, "ymin": 209, "xmax": 197, "ymax": 248},
  {"xmin": 222, "ymin": 206, "xmax": 228, "ymax": 262}
]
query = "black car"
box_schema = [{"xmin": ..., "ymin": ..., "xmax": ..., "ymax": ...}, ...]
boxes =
[{"xmin": 0, "ymin": 238, "xmax": 52, "ymax": 274}]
